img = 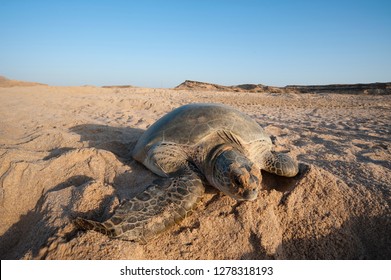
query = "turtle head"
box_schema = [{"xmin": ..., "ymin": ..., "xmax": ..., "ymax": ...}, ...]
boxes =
[{"xmin": 210, "ymin": 147, "xmax": 261, "ymax": 201}]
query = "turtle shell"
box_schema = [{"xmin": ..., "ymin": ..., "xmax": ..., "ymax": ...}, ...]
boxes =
[{"xmin": 132, "ymin": 103, "xmax": 270, "ymax": 161}]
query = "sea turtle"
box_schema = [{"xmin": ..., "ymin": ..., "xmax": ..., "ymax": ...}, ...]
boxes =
[{"xmin": 75, "ymin": 103, "xmax": 299, "ymax": 242}]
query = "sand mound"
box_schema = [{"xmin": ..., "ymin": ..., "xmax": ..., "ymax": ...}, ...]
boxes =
[
  {"xmin": 0, "ymin": 86, "xmax": 390, "ymax": 259},
  {"xmin": 0, "ymin": 76, "xmax": 47, "ymax": 87}
]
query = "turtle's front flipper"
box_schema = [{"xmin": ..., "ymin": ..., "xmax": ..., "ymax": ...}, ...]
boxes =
[
  {"xmin": 74, "ymin": 167, "xmax": 204, "ymax": 242},
  {"xmin": 261, "ymin": 150, "xmax": 299, "ymax": 177}
]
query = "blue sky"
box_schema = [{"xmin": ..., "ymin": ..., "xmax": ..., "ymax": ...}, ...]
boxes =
[{"xmin": 1, "ymin": 0, "xmax": 390, "ymax": 87}]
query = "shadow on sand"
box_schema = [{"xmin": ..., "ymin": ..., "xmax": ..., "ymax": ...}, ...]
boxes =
[
  {"xmin": 69, "ymin": 124, "xmax": 145, "ymax": 160},
  {"xmin": 241, "ymin": 214, "xmax": 391, "ymax": 259},
  {"xmin": 0, "ymin": 124, "xmax": 145, "ymax": 259}
]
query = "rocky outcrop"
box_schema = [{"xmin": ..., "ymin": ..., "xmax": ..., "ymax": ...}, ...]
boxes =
[
  {"xmin": 175, "ymin": 80, "xmax": 391, "ymax": 95},
  {"xmin": 175, "ymin": 80, "xmax": 282, "ymax": 93},
  {"xmin": 285, "ymin": 83, "xmax": 391, "ymax": 95},
  {"xmin": 102, "ymin": 85, "xmax": 134, "ymax": 88}
]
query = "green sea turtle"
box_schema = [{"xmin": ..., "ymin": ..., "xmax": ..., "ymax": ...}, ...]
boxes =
[{"xmin": 75, "ymin": 103, "xmax": 299, "ymax": 242}]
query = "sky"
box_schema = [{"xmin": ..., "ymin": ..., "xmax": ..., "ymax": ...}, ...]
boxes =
[{"xmin": 1, "ymin": 0, "xmax": 390, "ymax": 88}]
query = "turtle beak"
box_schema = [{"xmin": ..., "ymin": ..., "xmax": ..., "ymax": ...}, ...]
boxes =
[
  {"xmin": 242, "ymin": 174, "xmax": 259, "ymax": 200},
  {"xmin": 234, "ymin": 174, "xmax": 259, "ymax": 201},
  {"xmin": 242, "ymin": 188, "xmax": 258, "ymax": 201}
]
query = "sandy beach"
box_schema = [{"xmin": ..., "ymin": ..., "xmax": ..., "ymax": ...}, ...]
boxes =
[{"xmin": 0, "ymin": 84, "xmax": 390, "ymax": 259}]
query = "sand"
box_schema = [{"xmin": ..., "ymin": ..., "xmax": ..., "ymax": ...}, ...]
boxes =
[{"xmin": 0, "ymin": 85, "xmax": 390, "ymax": 259}]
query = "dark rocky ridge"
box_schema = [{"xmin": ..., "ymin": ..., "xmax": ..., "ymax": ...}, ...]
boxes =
[
  {"xmin": 286, "ymin": 83, "xmax": 391, "ymax": 95},
  {"xmin": 175, "ymin": 80, "xmax": 391, "ymax": 95},
  {"xmin": 102, "ymin": 85, "xmax": 134, "ymax": 88}
]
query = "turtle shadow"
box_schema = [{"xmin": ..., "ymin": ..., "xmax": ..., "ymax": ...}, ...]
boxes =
[
  {"xmin": 0, "ymin": 199, "xmax": 49, "ymax": 259},
  {"xmin": 261, "ymin": 162, "xmax": 310, "ymax": 193},
  {"xmin": 0, "ymin": 176, "xmax": 97, "ymax": 259},
  {"xmin": 68, "ymin": 123, "xmax": 152, "ymax": 200},
  {"xmin": 69, "ymin": 124, "xmax": 145, "ymax": 161},
  {"xmin": 1, "ymin": 123, "xmax": 146, "ymax": 259}
]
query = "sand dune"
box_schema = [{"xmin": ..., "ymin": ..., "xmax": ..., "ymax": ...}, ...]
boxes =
[
  {"xmin": 0, "ymin": 85, "xmax": 390, "ymax": 259},
  {"xmin": 0, "ymin": 76, "xmax": 47, "ymax": 87}
]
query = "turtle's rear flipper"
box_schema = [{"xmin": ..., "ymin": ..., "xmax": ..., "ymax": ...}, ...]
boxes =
[
  {"xmin": 74, "ymin": 167, "xmax": 205, "ymax": 242},
  {"xmin": 74, "ymin": 217, "xmax": 118, "ymax": 237}
]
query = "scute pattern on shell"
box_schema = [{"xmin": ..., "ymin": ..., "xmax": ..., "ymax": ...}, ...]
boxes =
[{"xmin": 132, "ymin": 103, "xmax": 270, "ymax": 163}]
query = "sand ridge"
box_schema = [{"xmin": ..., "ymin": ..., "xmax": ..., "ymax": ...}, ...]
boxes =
[
  {"xmin": 0, "ymin": 76, "xmax": 47, "ymax": 87},
  {"xmin": 0, "ymin": 85, "xmax": 390, "ymax": 259}
]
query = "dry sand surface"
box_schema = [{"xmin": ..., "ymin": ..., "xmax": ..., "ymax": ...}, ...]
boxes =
[{"xmin": 0, "ymin": 85, "xmax": 390, "ymax": 259}]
